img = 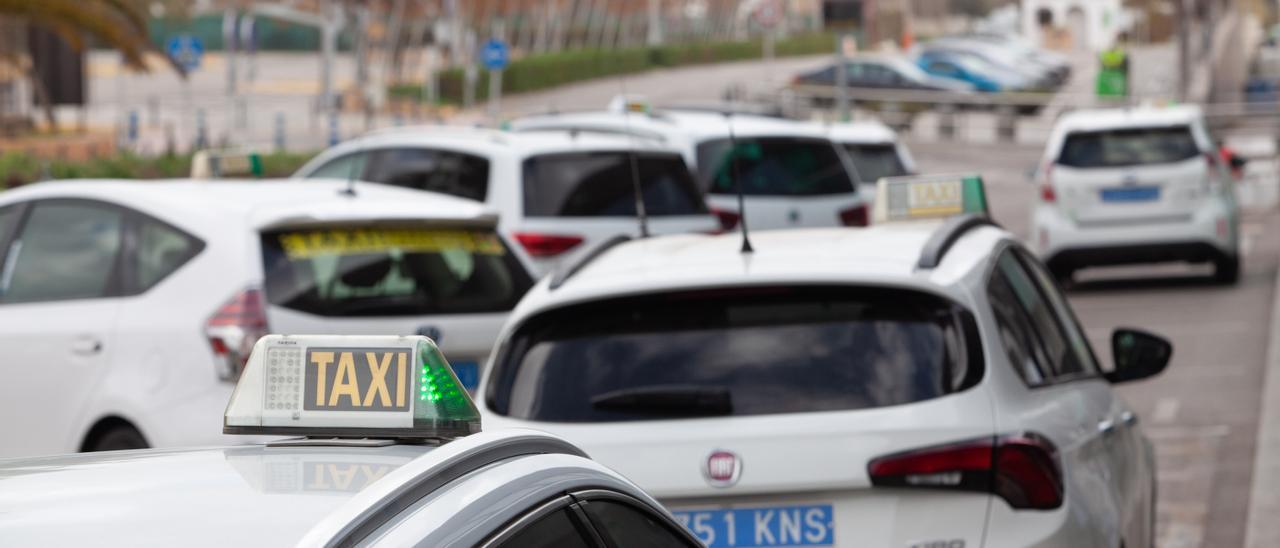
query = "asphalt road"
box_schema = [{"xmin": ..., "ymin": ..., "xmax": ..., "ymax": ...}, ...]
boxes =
[{"xmin": 911, "ymin": 138, "xmax": 1279, "ymax": 548}]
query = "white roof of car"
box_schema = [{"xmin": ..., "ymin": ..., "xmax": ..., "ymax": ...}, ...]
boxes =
[
  {"xmin": 520, "ymin": 223, "xmax": 1009, "ymax": 314},
  {"xmin": 323, "ymin": 125, "xmax": 682, "ymax": 158},
  {"xmin": 824, "ymin": 119, "xmax": 899, "ymax": 144},
  {"xmin": 513, "ymin": 109, "xmax": 831, "ymax": 142},
  {"xmin": 1054, "ymin": 105, "xmax": 1204, "ymax": 134},
  {"xmin": 0, "ymin": 179, "xmax": 497, "ymax": 229}
]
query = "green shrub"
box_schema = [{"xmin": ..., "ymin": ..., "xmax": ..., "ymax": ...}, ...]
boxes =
[{"xmin": 0, "ymin": 150, "xmax": 317, "ymax": 190}]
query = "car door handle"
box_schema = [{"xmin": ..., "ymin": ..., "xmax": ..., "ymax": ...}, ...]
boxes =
[
  {"xmin": 71, "ymin": 337, "xmax": 103, "ymax": 356},
  {"xmin": 1120, "ymin": 411, "xmax": 1138, "ymax": 426},
  {"xmin": 1097, "ymin": 419, "xmax": 1116, "ymax": 436}
]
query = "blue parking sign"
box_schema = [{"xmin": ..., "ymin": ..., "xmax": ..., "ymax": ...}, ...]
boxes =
[
  {"xmin": 166, "ymin": 35, "xmax": 204, "ymax": 72},
  {"xmin": 481, "ymin": 39, "xmax": 509, "ymax": 71}
]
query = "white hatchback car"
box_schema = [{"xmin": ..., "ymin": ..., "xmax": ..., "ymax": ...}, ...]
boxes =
[
  {"xmin": 1032, "ymin": 105, "xmax": 1241, "ymax": 283},
  {"xmin": 0, "ymin": 179, "xmax": 532, "ymax": 457},
  {"xmin": 294, "ymin": 126, "xmax": 718, "ymax": 277},
  {"xmin": 481, "ymin": 176, "xmax": 1170, "ymax": 547},
  {"xmin": 511, "ymin": 104, "xmax": 871, "ymax": 230},
  {"xmin": 825, "ymin": 119, "xmax": 918, "ymax": 183},
  {"xmin": 0, "ymin": 334, "xmax": 702, "ymax": 548}
]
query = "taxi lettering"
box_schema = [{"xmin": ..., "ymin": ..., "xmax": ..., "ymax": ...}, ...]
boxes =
[
  {"xmin": 304, "ymin": 348, "xmax": 411, "ymax": 411},
  {"xmin": 908, "ymin": 180, "xmax": 963, "ymax": 215},
  {"xmin": 305, "ymin": 463, "xmax": 394, "ymax": 492}
]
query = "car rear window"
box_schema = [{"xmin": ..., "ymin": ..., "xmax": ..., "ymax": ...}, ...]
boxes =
[
  {"xmin": 1057, "ymin": 126, "xmax": 1200, "ymax": 168},
  {"xmin": 363, "ymin": 148, "xmax": 491, "ymax": 202},
  {"xmin": 522, "ymin": 152, "xmax": 708, "ymax": 217},
  {"xmin": 260, "ymin": 224, "xmax": 532, "ymax": 317},
  {"xmin": 696, "ymin": 137, "xmax": 856, "ymax": 196},
  {"xmin": 842, "ymin": 143, "xmax": 908, "ymax": 184},
  {"xmin": 487, "ymin": 286, "xmax": 982, "ymax": 422}
]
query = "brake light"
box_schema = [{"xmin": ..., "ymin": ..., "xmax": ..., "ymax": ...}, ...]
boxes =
[
  {"xmin": 206, "ymin": 288, "xmax": 269, "ymax": 382},
  {"xmin": 1039, "ymin": 163, "xmax": 1056, "ymax": 203},
  {"xmin": 839, "ymin": 204, "xmax": 870, "ymax": 227},
  {"xmin": 868, "ymin": 432, "xmax": 1063, "ymax": 510},
  {"xmin": 711, "ymin": 208, "xmax": 741, "ymax": 231},
  {"xmin": 513, "ymin": 232, "xmax": 584, "ymax": 258}
]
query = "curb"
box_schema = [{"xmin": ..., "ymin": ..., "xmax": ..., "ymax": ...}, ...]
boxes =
[{"xmin": 1244, "ymin": 224, "xmax": 1280, "ymax": 548}]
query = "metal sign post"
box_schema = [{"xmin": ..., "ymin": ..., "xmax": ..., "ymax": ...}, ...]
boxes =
[
  {"xmin": 166, "ymin": 35, "xmax": 203, "ymax": 151},
  {"xmin": 482, "ymin": 32, "xmax": 509, "ymax": 126}
]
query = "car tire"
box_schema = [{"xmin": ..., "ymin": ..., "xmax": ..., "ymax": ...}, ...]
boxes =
[
  {"xmin": 1214, "ymin": 255, "xmax": 1240, "ymax": 285},
  {"xmin": 86, "ymin": 425, "xmax": 149, "ymax": 452}
]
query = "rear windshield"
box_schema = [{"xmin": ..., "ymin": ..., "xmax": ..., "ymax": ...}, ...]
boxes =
[
  {"xmin": 362, "ymin": 148, "xmax": 491, "ymax": 202},
  {"xmin": 261, "ymin": 225, "xmax": 532, "ymax": 317},
  {"xmin": 487, "ymin": 286, "xmax": 982, "ymax": 422},
  {"xmin": 522, "ymin": 152, "xmax": 708, "ymax": 217},
  {"xmin": 696, "ymin": 137, "xmax": 856, "ymax": 196},
  {"xmin": 842, "ymin": 143, "xmax": 909, "ymax": 183},
  {"xmin": 1057, "ymin": 126, "xmax": 1200, "ymax": 168}
]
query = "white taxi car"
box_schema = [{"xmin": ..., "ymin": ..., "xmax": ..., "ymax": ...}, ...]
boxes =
[
  {"xmin": 825, "ymin": 119, "xmax": 918, "ymax": 183},
  {"xmin": 0, "ymin": 179, "xmax": 532, "ymax": 457},
  {"xmin": 293, "ymin": 126, "xmax": 718, "ymax": 277},
  {"xmin": 1032, "ymin": 105, "xmax": 1241, "ymax": 283},
  {"xmin": 511, "ymin": 100, "xmax": 871, "ymax": 230},
  {"xmin": 480, "ymin": 176, "xmax": 1171, "ymax": 547},
  {"xmin": 0, "ymin": 335, "xmax": 702, "ymax": 548}
]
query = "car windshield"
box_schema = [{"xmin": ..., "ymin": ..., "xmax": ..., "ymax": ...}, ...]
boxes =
[
  {"xmin": 1058, "ymin": 126, "xmax": 1200, "ymax": 168},
  {"xmin": 842, "ymin": 143, "xmax": 909, "ymax": 183},
  {"xmin": 487, "ymin": 286, "xmax": 982, "ymax": 422},
  {"xmin": 522, "ymin": 152, "xmax": 708, "ymax": 217},
  {"xmin": 260, "ymin": 224, "xmax": 532, "ymax": 316},
  {"xmin": 696, "ymin": 137, "xmax": 856, "ymax": 196}
]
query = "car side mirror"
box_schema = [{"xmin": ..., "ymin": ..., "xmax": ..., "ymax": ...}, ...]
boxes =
[{"xmin": 1106, "ymin": 328, "xmax": 1172, "ymax": 384}]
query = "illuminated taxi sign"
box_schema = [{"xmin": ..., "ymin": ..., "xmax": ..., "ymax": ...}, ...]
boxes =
[
  {"xmin": 224, "ymin": 335, "xmax": 480, "ymax": 439},
  {"xmin": 190, "ymin": 149, "xmax": 264, "ymax": 179},
  {"xmin": 873, "ymin": 174, "xmax": 989, "ymax": 223}
]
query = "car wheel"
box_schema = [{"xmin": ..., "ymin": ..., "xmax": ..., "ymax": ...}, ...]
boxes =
[
  {"xmin": 1214, "ymin": 255, "xmax": 1240, "ymax": 285},
  {"xmin": 86, "ymin": 425, "xmax": 149, "ymax": 452}
]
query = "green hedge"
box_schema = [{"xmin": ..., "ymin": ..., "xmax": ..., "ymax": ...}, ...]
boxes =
[
  {"xmin": 390, "ymin": 33, "xmax": 835, "ymax": 105},
  {"xmin": 0, "ymin": 151, "xmax": 316, "ymax": 190}
]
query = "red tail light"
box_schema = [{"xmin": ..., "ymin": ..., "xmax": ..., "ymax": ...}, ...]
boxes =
[
  {"xmin": 868, "ymin": 433, "xmax": 1063, "ymax": 510},
  {"xmin": 513, "ymin": 232, "xmax": 584, "ymax": 258},
  {"xmin": 839, "ymin": 204, "xmax": 870, "ymax": 227},
  {"xmin": 206, "ymin": 288, "xmax": 269, "ymax": 382},
  {"xmin": 1039, "ymin": 163, "xmax": 1056, "ymax": 203},
  {"xmin": 711, "ymin": 208, "xmax": 741, "ymax": 231}
]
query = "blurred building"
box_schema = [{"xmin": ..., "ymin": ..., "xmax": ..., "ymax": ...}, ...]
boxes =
[{"xmin": 1020, "ymin": 0, "xmax": 1125, "ymax": 51}]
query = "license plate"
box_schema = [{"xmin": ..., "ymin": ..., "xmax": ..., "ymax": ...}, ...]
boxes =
[
  {"xmin": 1101, "ymin": 186, "xmax": 1160, "ymax": 202},
  {"xmin": 450, "ymin": 361, "xmax": 478, "ymax": 391},
  {"xmin": 671, "ymin": 504, "xmax": 834, "ymax": 547}
]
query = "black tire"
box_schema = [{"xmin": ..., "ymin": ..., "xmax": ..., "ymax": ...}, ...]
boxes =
[
  {"xmin": 1214, "ymin": 255, "xmax": 1241, "ymax": 285},
  {"xmin": 86, "ymin": 425, "xmax": 149, "ymax": 452}
]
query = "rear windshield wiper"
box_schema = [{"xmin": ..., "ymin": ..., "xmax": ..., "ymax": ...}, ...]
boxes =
[{"xmin": 590, "ymin": 385, "xmax": 732, "ymax": 417}]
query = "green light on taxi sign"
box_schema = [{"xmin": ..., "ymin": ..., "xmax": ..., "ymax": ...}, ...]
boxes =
[
  {"xmin": 223, "ymin": 335, "xmax": 481, "ymax": 440},
  {"xmin": 872, "ymin": 174, "xmax": 989, "ymax": 224}
]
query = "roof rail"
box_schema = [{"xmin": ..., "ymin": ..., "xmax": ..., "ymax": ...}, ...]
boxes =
[
  {"xmin": 512, "ymin": 124, "xmax": 668, "ymax": 144},
  {"xmin": 916, "ymin": 214, "xmax": 1000, "ymax": 270},
  {"xmin": 548, "ymin": 234, "xmax": 632, "ymax": 290}
]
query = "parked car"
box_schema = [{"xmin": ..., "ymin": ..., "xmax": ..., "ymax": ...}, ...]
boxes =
[
  {"xmin": 513, "ymin": 103, "xmax": 873, "ymax": 230},
  {"xmin": 955, "ymin": 32, "xmax": 1072, "ymax": 83},
  {"xmin": 917, "ymin": 49, "xmax": 1040, "ymax": 93},
  {"xmin": 792, "ymin": 53, "xmax": 976, "ymax": 94},
  {"xmin": 823, "ymin": 119, "xmax": 917, "ymax": 188},
  {"xmin": 0, "ymin": 179, "xmax": 533, "ymax": 456},
  {"xmin": 294, "ymin": 127, "xmax": 719, "ymax": 277},
  {"xmin": 920, "ymin": 39, "xmax": 1058, "ymax": 91}
]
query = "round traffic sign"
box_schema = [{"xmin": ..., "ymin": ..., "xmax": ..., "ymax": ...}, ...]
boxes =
[
  {"xmin": 754, "ymin": 0, "xmax": 784, "ymax": 28},
  {"xmin": 481, "ymin": 39, "xmax": 509, "ymax": 71},
  {"xmin": 166, "ymin": 35, "xmax": 204, "ymax": 72}
]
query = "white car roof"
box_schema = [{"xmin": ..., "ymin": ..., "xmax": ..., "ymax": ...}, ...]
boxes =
[
  {"xmin": 518, "ymin": 223, "xmax": 1009, "ymax": 316},
  {"xmin": 0, "ymin": 179, "xmax": 498, "ymax": 230},
  {"xmin": 1054, "ymin": 105, "xmax": 1204, "ymax": 134},
  {"xmin": 513, "ymin": 109, "xmax": 832, "ymax": 142},
  {"xmin": 824, "ymin": 119, "xmax": 899, "ymax": 144},
  {"xmin": 323, "ymin": 125, "xmax": 683, "ymax": 159}
]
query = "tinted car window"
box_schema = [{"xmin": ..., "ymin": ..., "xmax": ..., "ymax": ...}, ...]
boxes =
[
  {"xmin": 994, "ymin": 252, "xmax": 1086, "ymax": 378},
  {"xmin": 522, "ymin": 152, "xmax": 707, "ymax": 217},
  {"xmin": 134, "ymin": 217, "xmax": 203, "ymax": 292},
  {"xmin": 582, "ymin": 499, "xmax": 698, "ymax": 548},
  {"xmin": 988, "ymin": 268, "xmax": 1053, "ymax": 385},
  {"xmin": 1058, "ymin": 126, "xmax": 1200, "ymax": 168},
  {"xmin": 364, "ymin": 148, "xmax": 491, "ymax": 202},
  {"xmin": 304, "ymin": 153, "xmax": 368, "ymax": 179},
  {"xmin": 494, "ymin": 509, "xmax": 593, "ymax": 548},
  {"xmin": 1015, "ymin": 250, "xmax": 1100, "ymax": 376},
  {"xmin": 260, "ymin": 224, "xmax": 532, "ymax": 317},
  {"xmin": 488, "ymin": 286, "xmax": 982, "ymax": 422},
  {"xmin": 2, "ymin": 202, "xmax": 122, "ymax": 303},
  {"xmin": 0, "ymin": 206, "xmax": 17, "ymax": 247},
  {"xmin": 842, "ymin": 143, "xmax": 908, "ymax": 183},
  {"xmin": 696, "ymin": 137, "xmax": 855, "ymax": 196}
]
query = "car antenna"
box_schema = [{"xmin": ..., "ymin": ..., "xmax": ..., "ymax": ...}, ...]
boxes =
[
  {"xmin": 722, "ymin": 109, "xmax": 753, "ymax": 253},
  {"xmin": 617, "ymin": 74, "xmax": 650, "ymax": 238}
]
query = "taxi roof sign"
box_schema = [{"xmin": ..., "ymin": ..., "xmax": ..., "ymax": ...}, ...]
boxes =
[
  {"xmin": 224, "ymin": 335, "xmax": 480, "ymax": 439},
  {"xmin": 872, "ymin": 174, "xmax": 989, "ymax": 224}
]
